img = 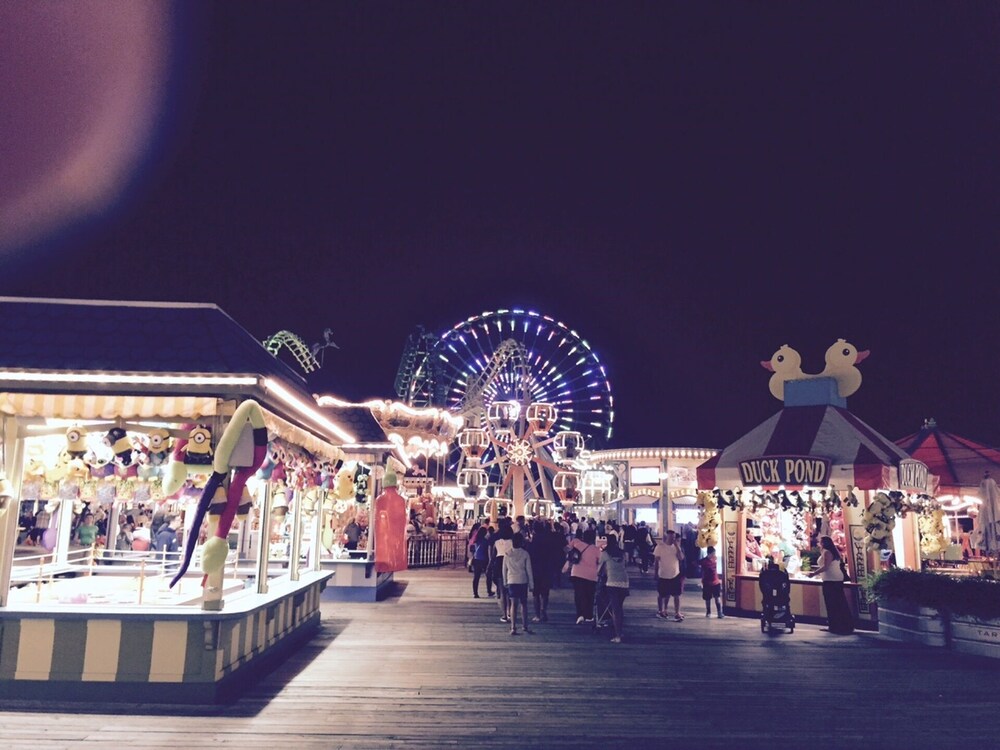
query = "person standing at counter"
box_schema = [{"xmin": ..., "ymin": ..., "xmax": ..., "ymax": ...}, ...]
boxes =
[
  {"xmin": 808, "ymin": 536, "xmax": 854, "ymax": 635},
  {"xmin": 74, "ymin": 512, "xmax": 98, "ymax": 547}
]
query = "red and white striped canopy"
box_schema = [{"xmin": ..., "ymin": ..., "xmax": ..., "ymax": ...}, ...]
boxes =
[{"xmin": 697, "ymin": 405, "xmax": 913, "ymax": 491}]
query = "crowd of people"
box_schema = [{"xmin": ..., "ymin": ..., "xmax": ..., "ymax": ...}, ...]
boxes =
[{"xmin": 466, "ymin": 513, "xmax": 727, "ymax": 642}]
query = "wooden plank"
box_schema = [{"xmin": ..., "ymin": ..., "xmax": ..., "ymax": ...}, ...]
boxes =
[{"xmin": 0, "ymin": 568, "xmax": 998, "ymax": 747}]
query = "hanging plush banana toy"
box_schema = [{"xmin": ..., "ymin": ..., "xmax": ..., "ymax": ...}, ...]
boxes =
[{"xmin": 170, "ymin": 401, "xmax": 268, "ymax": 588}]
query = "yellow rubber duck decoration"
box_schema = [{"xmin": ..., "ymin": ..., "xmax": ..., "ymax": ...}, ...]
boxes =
[
  {"xmin": 760, "ymin": 345, "xmax": 804, "ymax": 400},
  {"xmin": 820, "ymin": 339, "xmax": 870, "ymax": 398}
]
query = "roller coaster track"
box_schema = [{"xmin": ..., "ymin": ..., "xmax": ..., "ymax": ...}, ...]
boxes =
[
  {"xmin": 455, "ymin": 339, "xmax": 529, "ymax": 418},
  {"xmin": 263, "ymin": 330, "xmax": 320, "ymax": 374}
]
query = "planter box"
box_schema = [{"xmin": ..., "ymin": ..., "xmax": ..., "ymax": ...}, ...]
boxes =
[
  {"xmin": 877, "ymin": 600, "xmax": 947, "ymax": 648},
  {"xmin": 950, "ymin": 615, "xmax": 1000, "ymax": 659}
]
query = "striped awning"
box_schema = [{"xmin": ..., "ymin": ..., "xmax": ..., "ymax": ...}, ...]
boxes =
[
  {"xmin": 697, "ymin": 405, "xmax": 914, "ymax": 491},
  {"xmin": 0, "ymin": 392, "xmax": 218, "ymax": 420}
]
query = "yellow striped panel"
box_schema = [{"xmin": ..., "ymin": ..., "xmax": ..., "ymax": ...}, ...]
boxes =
[
  {"xmin": 229, "ymin": 621, "xmax": 241, "ymax": 669},
  {"xmin": 15, "ymin": 619, "xmax": 55, "ymax": 680},
  {"xmin": 82, "ymin": 619, "xmax": 121, "ymax": 682},
  {"xmin": 148, "ymin": 621, "xmax": 188, "ymax": 682}
]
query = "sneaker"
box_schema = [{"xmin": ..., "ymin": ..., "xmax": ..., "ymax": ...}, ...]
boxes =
[
  {"xmin": 576, "ymin": 616, "xmax": 585, "ymax": 624},
  {"xmin": 610, "ymin": 637, "xmax": 621, "ymax": 643},
  {"xmin": 474, "ymin": 594, "xmax": 481, "ymax": 599},
  {"xmin": 705, "ymin": 611, "xmax": 711, "ymax": 617},
  {"xmin": 717, "ymin": 613, "xmax": 725, "ymax": 619},
  {"xmin": 531, "ymin": 616, "xmax": 541, "ymax": 623},
  {"xmin": 656, "ymin": 612, "xmax": 669, "ymax": 620},
  {"xmin": 674, "ymin": 614, "xmax": 684, "ymax": 622},
  {"xmin": 584, "ymin": 618, "xmax": 595, "ymax": 623},
  {"xmin": 500, "ymin": 616, "xmax": 509, "ymax": 623},
  {"xmin": 510, "ymin": 629, "xmax": 519, "ymax": 636}
]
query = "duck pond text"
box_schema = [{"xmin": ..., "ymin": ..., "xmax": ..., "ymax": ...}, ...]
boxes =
[{"xmin": 738, "ymin": 456, "xmax": 831, "ymax": 486}]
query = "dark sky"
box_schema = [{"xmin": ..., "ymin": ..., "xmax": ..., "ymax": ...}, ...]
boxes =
[{"xmin": 6, "ymin": 2, "xmax": 1000, "ymax": 450}]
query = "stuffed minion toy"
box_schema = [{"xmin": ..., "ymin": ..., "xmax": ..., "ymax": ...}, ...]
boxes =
[
  {"xmin": 146, "ymin": 428, "xmax": 171, "ymax": 466},
  {"xmin": 184, "ymin": 426, "xmax": 213, "ymax": 465},
  {"xmin": 65, "ymin": 426, "xmax": 88, "ymax": 459}
]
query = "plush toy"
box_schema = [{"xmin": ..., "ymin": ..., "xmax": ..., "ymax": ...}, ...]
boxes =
[
  {"xmin": 863, "ymin": 491, "xmax": 897, "ymax": 552},
  {"xmin": 65, "ymin": 426, "xmax": 88, "ymax": 459},
  {"xmin": 146, "ymin": 428, "xmax": 171, "ymax": 466},
  {"xmin": 335, "ymin": 466, "xmax": 355, "ymax": 500},
  {"xmin": 170, "ymin": 400, "xmax": 268, "ymax": 588},
  {"xmin": 354, "ymin": 463, "xmax": 371, "ymax": 503},
  {"xmin": 104, "ymin": 427, "xmax": 133, "ymax": 466},
  {"xmin": 184, "ymin": 426, "xmax": 213, "ymax": 465},
  {"xmin": 696, "ymin": 490, "xmax": 721, "ymax": 548}
]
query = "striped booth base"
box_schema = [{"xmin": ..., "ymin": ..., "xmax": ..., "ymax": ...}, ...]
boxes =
[{"xmin": 0, "ymin": 571, "xmax": 331, "ymax": 704}]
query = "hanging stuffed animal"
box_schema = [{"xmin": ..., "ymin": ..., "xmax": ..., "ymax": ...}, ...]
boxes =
[
  {"xmin": 335, "ymin": 465, "xmax": 355, "ymax": 500},
  {"xmin": 184, "ymin": 425, "xmax": 213, "ymax": 465},
  {"xmin": 65, "ymin": 426, "xmax": 88, "ymax": 459},
  {"xmin": 354, "ymin": 462, "xmax": 371, "ymax": 503},
  {"xmin": 146, "ymin": 428, "xmax": 171, "ymax": 466}
]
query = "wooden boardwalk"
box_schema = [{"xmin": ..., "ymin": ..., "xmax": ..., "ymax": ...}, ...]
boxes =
[{"xmin": 1, "ymin": 567, "xmax": 999, "ymax": 749}]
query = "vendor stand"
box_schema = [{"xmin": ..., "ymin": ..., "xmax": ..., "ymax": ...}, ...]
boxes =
[
  {"xmin": 696, "ymin": 351, "xmax": 932, "ymax": 631},
  {"xmin": 0, "ymin": 297, "xmax": 348, "ymax": 702},
  {"xmin": 314, "ymin": 396, "xmax": 459, "ymax": 599},
  {"xmin": 896, "ymin": 419, "xmax": 1000, "ymax": 573}
]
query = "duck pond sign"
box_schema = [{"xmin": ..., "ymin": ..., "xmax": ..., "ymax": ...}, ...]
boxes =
[{"xmin": 738, "ymin": 456, "xmax": 831, "ymax": 487}]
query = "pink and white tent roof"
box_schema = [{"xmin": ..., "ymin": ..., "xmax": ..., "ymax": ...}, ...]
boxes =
[{"xmin": 697, "ymin": 405, "xmax": 912, "ymax": 491}]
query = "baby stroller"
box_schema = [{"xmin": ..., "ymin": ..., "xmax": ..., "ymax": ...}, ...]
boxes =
[
  {"xmin": 593, "ymin": 580, "xmax": 614, "ymax": 634},
  {"xmin": 759, "ymin": 561, "xmax": 795, "ymax": 633}
]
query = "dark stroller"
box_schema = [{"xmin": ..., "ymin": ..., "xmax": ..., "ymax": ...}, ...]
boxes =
[
  {"xmin": 593, "ymin": 579, "xmax": 614, "ymax": 634},
  {"xmin": 759, "ymin": 561, "xmax": 795, "ymax": 633}
]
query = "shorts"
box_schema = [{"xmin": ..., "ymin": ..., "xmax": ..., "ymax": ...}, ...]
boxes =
[
  {"xmin": 701, "ymin": 582, "xmax": 722, "ymax": 601},
  {"xmin": 507, "ymin": 582, "xmax": 528, "ymax": 599},
  {"xmin": 657, "ymin": 575, "xmax": 683, "ymax": 597}
]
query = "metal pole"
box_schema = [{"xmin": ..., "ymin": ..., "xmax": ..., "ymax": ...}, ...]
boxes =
[
  {"xmin": 256, "ymin": 482, "xmax": 271, "ymax": 595},
  {"xmin": 310, "ymin": 500, "xmax": 323, "ymax": 572},
  {"xmin": 289, "ymin": 487, "xmax": 303, "ymax": 582}
]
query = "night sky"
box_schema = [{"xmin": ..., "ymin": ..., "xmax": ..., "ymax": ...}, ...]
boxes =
[{"xmin": 5, "ymin": 3, "xmax": 1000, "ymax": 450}]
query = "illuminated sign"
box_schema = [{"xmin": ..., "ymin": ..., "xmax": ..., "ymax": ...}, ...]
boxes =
[
  {"xmin": 629, "ymin": 467, "xmax": 661, "ymax": 486},
  {"xmin": 724, "ymin": 521, "xmax": 737, "ymax": 603},
  {"xmin": 738, "ymin": 456, "xmax": 831, "ymax": 486},
  {"xmin": 898, "ymin": 459, "xmax": 929, "ymax": 492}
]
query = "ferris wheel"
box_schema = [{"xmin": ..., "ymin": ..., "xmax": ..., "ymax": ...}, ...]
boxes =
[
  {"xmin": 396, "ymin": 309, "xmax": 615, "ymax": 513},
  {"xmin": 399, "ymin": 309, "xmax": 614, "ymax": 442}
]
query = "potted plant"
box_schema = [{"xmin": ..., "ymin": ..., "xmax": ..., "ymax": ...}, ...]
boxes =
[
  {"xmin": 866, "ymin": 569, "xmax": 1000, "ymax": 657},
  {"xmin": 865, "ymin": 569, "xmax": 950, "ymax": 647}
]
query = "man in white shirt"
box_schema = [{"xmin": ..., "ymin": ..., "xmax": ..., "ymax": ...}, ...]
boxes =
[{"xmin": 653, "ymin": 529, "xmax": 685, "ymax": 621}]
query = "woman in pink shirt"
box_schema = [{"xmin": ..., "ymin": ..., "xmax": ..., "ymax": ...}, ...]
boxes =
[{"xmin": 567, "ymin": 528, "xmax": 601, "ymax": 624}]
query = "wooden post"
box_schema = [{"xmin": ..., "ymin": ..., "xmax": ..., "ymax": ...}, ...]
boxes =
[{"xmin": 289, "ymin": 486, "xmax": 303, "ymax": 582}]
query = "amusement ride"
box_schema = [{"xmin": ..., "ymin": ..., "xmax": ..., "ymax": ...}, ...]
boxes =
[{"xmin": 394, "ymin": 309, "xmax": 617, "ymax": 518}]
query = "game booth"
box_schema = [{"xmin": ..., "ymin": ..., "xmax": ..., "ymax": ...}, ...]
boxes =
[
  {"xmin": 696, "ymin": 343, "xmax": 933, "ymax": 630},
  {"xmin": 0, "ymin": 297, "xmax": 354, "ymax": 702},
  {"xmin": 895, "ymin": 419, "xmax": 1000, "ymax": 574}
]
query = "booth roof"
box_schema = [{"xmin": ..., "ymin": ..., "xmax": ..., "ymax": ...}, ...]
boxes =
[
  {"xmin": 320, "ymin": 403, "xmax": 389, "ymax": 445},
  {"xmin": 0, "ymin": 297, "xmax": 306, "ymax": 385},
  {"xmin": 697, "ymin": 405, "xmax": 911, "ymax": 491},
  {"xmin": 896, "ymin": 422, "xmax": 1000, "ymax": 492}
]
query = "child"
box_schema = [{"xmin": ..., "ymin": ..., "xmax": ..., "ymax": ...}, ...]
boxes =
[{"xmin": 701, "ymin": 546, "xmax": 724, "ymax": 618}]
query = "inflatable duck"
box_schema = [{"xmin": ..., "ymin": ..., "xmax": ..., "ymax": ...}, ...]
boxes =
[
  {"xmin": 760, "ymin": 345, "xmax": 805, "ymax": 400},
  {"xmin": 821, "ymin": 339, "xmax": 869, "ymax": 397}
]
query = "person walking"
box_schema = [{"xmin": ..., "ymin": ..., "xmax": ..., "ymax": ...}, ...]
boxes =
[
  {"xmin": 598, "ymin": 533, "xmax": 630, "ymax": 643},
  {"xmin": 623, "ymin": 522, "xmax": 636, "ymax": 564},
  {"xmin": 635, "ymin": 521, "xmax": 652, "ymax": 573},
  {"xmin": 567, "ymin": 528, "xmax": 600, "ymax": 624},
  {"xmin": 492, "ymin": 521, "xmax": 514, "ymax": 623},
  {"xmin": 528, "ymin": 520, "xmax": 553, "ymax": 622},
  {"xmin": 808, "ymin": 535, "xmax": 854, "ymax": 634},
  {"xmin": 653, "ymin": 529, "xmax": 685, "ymax": 621},
  {"xmin": 701, "ymin": 546, "xmax": 724, "ymax": 618},
  {"xmin": 469, "ymin": 526, "xmax": 490, "ymax": 598},
  {"xmin": 503, "ymin": 533, "xmax": 534, "ymax": 635}
]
